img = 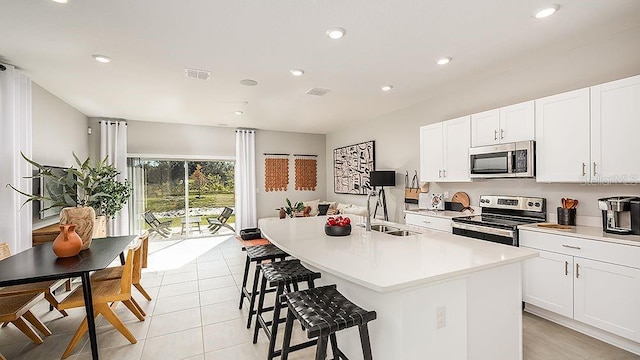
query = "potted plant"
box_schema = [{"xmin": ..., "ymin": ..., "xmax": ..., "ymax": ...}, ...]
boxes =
[
  {"xmin": 8, "ymin": 152, "xmax": 132, "ymax": 249},
  {"xmin": 281, "ymin": 198, "xmax": 306, "ymax": 218}
]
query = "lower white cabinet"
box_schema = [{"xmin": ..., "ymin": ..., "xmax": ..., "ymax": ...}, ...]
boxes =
[
  {"xmin": 405, "ymin": 213, "xmax": 452, "ymax": 232},
  {"xmin": 522, "ymin": 249, "xmax": 573, "ymax": 318},
  {"xmin": 520, "ymin": 229, "xmax": 640, "ymax": 342}
]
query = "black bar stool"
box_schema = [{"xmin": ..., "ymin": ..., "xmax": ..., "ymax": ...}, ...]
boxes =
[
  {"xmin": 238, "ymin": 244, "xmax": 288, "ymax": 328},
  {"xmin": 281, "ymin": 284, "xmax": 377, "ymax": 360},
  {"xmin": 252, "ymin": 259, "xmax": 321, "ymax": 360}
]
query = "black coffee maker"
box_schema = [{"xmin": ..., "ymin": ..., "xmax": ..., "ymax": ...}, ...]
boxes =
[{"xmin": 598, "ymin": 196, "xmax": 640, "ymax": 235}]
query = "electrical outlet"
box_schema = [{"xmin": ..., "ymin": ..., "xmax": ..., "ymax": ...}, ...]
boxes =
[
  {"xmin": 436, "ymin": 306, "xmax": 446, "ymax": 329},
  {"xmin": 444, "ymin": 191, "xmax": 450, "ymax": 200}
]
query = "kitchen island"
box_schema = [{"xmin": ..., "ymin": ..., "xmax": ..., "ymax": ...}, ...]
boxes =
[{"xmin": 258, "ymin": 215, "xmax": 539, "ymax": 360}]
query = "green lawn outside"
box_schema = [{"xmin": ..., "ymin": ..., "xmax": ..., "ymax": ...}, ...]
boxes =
[{"xmin": 145, "ymin": 193, "xmax": 235, "ymax": 212}]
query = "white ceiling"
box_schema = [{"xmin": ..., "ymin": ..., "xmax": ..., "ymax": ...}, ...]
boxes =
[{"xmin": 2, "ymin": 0, "xmax": 640, "ymax": 134}]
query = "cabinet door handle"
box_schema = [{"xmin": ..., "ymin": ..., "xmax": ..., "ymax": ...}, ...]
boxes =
[
  {"xmin": 494, "ymin": 130, "xmax": 498, "ymax": 141},
  {"xmin": 576, "ymin": 263, "xmax": 580, "ymax": 278},
  {"xmin": 565, "ymin": 261, "xmax": 569, "ymax": 276},
  {"xmin": 443, "ymin": 169, "xmax": 446, "ymax": 178},
  {"xmin": 500, "ymin": 129, "xmax": 504, "ymax": 139},
  {"xmin": 438, "ymin": 170, "xmax": 442, "ymax": 178},
  {"xmin": 582, "ymin": 163, "xmax": 586, "ymax": 176},
  {"xmin": 593, "ymin": 162, "xmax": 597, "ymax": 176},
  {"xmin": 562, "ymin": 244, "xmax": 581, "ymax": 250}
]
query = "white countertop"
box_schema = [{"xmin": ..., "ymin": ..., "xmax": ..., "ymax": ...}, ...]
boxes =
[
  {"xmin": 403, "ymin": 208, "xmax": 476, "ymax": 219},
  {"xmin": 258, "ymin": 216, "xmax": 538, "ymax": 292},
  {"xmin": 519, "ymin": 223, "xmax": 640, "ymax": 247}
]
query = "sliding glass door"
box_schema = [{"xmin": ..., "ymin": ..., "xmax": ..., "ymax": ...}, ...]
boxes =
[{"xmin": 129, "ymin": 158, "xmax": 235, "ymax": 240}]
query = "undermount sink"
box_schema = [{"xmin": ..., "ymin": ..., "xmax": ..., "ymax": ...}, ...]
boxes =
[
  {"xmin": 369, "ymin": 224, "xmax": 400, "ymax": 232},
  {"xmin": 386, "ymin": 230, "xmax": 419, "ymax": 237}
]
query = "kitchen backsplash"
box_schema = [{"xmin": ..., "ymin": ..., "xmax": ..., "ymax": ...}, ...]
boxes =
[{"xmin": 431, "ymin": 179, "xmax": 640, "ymax": 226}]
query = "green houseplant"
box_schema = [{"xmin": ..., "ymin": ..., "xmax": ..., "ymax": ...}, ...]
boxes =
[
  {"xmin": 283, "ymin": 198, "xmax": 305, "ymax": 218},
  {"xmin": 8, "ymin": 152, "xmax": 132, "ymax": 248}
]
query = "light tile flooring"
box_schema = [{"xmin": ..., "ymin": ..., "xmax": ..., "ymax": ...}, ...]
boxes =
[{"xmin": 0, "ymin": 235, "xmax": 639, "ymax": 360}]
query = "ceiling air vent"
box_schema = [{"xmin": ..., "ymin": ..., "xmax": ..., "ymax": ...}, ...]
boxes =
[
  {"xmin": 306, "ymin": 88, "xmax": 330, "ymax": 96},
  {"xmin": 184, "ymin": 68, "xmax": 211, "ymax": 80}
]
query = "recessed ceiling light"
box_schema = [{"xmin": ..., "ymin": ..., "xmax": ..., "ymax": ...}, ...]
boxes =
[
  {"xmin": 233, "ymin": 111, "xmax": 244, "ymax": 116},
  {"xmin": 91, "ymin": 54, "xmax": 112, "ymax": 63},
  {"xmin": 290, "ymin": 69, "xmax": 305, "ymax": 77},
  {"xmin": 534, "ymin": 5, "xmax": 559, "ymax": 19},
  {"xmin": 381, "ymin": 85, "xmax": 394, "ymax": 91},
  {"xmin": 240, "ymin": 79, "xmax": 258, "ymax": 86},
  {"xmin": 437, "ymin": 57, "xmax": 452, "ymax": 65},
  {"xmin": 51, "ymin": 0, "xmax": 68, "ymax": 3},
  {"xmin": 326, "ymin": 27, "xmax": 346, "ymax": 40}
]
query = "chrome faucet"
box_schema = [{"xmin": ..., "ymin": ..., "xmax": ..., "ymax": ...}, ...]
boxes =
[{"xmin": 365, "ymin": 190, "xmax": 381, "ymax": 231}]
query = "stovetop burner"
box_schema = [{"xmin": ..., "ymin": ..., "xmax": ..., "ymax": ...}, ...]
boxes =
[{"xmin": 453, "ymin": 214, "xmax": 542, "ymax": 230}]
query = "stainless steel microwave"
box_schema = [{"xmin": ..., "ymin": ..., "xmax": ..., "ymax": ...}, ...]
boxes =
[{"xmin": 469, "ymin": 141, "xmax": 535, "ymax": 178}]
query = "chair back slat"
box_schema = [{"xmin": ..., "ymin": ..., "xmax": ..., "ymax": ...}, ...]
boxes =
[
  {"xmin": 220, "ymin": 207, "xmax": 233, "ymax": 223},
  {"xmin": 140, "ymin": 231, "xmax": 149, "ymax": 269},
  {"xmin": 0, "ymin": 243, "xmax": 11, "ymax": 261},
  {"xmin": 120, "ymin": 239, "xmax": 142, "ymax": 295}
]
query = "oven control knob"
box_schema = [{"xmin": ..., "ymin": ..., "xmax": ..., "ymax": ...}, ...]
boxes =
[
  {"xmin": 527, "ymin": 202, "xmax": 533, "ymax": 206},
  {"xmin": 535, "ymin": 202, "xmax": 540, "ymax": 207}
]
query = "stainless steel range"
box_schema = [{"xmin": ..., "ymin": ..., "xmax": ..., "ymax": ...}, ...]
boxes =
[{"xmin": 451, "ymin": 195, "xmax": 547, "ymax": 246}]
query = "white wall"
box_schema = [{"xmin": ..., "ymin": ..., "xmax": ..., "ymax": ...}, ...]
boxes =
[
  {"xmin": 32, "ymin": 83, "xmax": 89, "ymax": 166},
  {"xmin": 31, "ymin": 83, "xmax": 89, "ymax": 228},
  {"xmin": 326, "ymin": 25, "xmax": 640, "ymax": 223},
  {"xmin": 255, "ymin": 130, "xmax": 326, "ymax": 220},
  {"xmin": 93, "ymin": 119, "xmax": 327, "ymax": 220}
]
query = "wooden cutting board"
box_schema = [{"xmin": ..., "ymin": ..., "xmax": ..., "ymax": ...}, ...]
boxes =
[{"xmin": 451, "ymin": 192, "xmax": 471, "ymax": 208}]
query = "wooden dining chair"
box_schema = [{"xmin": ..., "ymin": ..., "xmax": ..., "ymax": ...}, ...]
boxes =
[
  {"xmin": 0, "ymin": 243, "xmax": 69, "ymax": 318},
  {"xmin": 56, "ymin": 239, "xmax": 144, "ymax": 359},
  {"xmin": 91, "ymin": 232, "xmax": 151, "ymax": 316},
  {"xmin": 0, "ymin": 293, "xmax": 52, "ymax": 344}
]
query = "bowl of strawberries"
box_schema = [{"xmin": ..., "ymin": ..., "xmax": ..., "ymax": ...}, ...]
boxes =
[{"xmin": 324, "ymin": 216, "xmax": 352, "ymax": 236}]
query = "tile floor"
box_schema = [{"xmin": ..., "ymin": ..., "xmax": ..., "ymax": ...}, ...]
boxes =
[{"xmin": 1, "ymin": 235, "xmax": 639, "ymax": 360}]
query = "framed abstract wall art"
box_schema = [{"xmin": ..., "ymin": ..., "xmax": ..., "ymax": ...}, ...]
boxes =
[{"xmin": 333, "ymin": 140, "xmax": 375, "ymax": 194}]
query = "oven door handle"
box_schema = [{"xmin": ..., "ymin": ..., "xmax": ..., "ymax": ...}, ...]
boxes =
[
  {"xmin": 452, "ymin": 222, "xmax": 515, "ymax": 238},
  {"xmin": 507, "ymin": 151, "xmax": 514, "ymax": 174}
]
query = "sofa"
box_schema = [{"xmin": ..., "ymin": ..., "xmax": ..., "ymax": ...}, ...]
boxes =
[{"xmin": 302, "ymin": 199, "xmax": 368, "ymax": 217}]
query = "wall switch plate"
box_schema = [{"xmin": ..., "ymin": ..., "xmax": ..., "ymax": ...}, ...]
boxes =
[{"xmin": 436, "ymin": 306, "xmax": 446, "ymax": 329}]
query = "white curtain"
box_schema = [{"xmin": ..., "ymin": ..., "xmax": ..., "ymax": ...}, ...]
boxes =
[
  {"xmin": 0, "ymin": 65, "xmax": 33, "ymax": 253},
  {"xmin": 100, "ymin": 120, "xmax": 129, "ymax": 236},
  {"xmin": 235, "ymin": 129, "xmax": 257, "ymax": 232}
]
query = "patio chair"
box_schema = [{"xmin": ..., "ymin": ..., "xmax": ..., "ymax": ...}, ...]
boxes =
[
  {"xmin": 143, "ymin": 211, "xmax": 172, "ymax": 238},
  {"xmin": 206, "ymin": 207, "xmax": 235, "ymax": 234}
]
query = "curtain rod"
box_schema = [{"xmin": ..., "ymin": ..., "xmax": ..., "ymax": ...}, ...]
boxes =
[
  {"xmin": 264, "ymin": 153, "xmax": 289, "ymax": 156},
  {"xmin": 293, "ymin": 154, "xmax": 317, "ymax": 157},
  {"xmin": 98, "ymin": 121, "xmax": 127, "ymax": 125}
]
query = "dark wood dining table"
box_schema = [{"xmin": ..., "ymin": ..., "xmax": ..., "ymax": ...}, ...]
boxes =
[{"xmin": 0, "ymin": 235, "xmax": 136, "ymax": 360}]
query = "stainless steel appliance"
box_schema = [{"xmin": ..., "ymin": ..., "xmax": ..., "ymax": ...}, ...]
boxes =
[
  {"xmin": 469, "ymin": 140, "xmax": 535, "ymax": 178},
  {"xmin": 598, "ymin": 196, "xmax": 640, "ymax": 234},
  {"xmin": 452, "ymin": 195, "xmax": 546, "ymax": 246}
]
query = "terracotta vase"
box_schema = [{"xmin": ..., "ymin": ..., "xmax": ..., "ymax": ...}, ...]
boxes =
[
  {"xmin": 60, "ymin": 206, "xmax": 96, "ymax": 250},
  {"xmin": 52, "ymin": 224, "xmax": 83, "ymax": 258}
]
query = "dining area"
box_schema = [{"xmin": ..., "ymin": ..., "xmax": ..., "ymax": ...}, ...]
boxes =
[{"xmin": 0, "ymin": 232, "xmax": 150, "ymax": 360}]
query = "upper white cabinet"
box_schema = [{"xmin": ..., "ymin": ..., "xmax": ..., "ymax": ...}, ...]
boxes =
[
  {"xmin": 535, "ymin": 88, "xmax": 591, "ymax": 183},
  {"xmin": 419, "ymin": 116, "xmax": 471, "ymax": 182},
  {"xmin": 591, "ymin": 75, "xmax": 640, "ymax": 183},
  {"xmin": 536, "ymin": 75, "xmax": 640, "ymax": 183},
  {"xmin": 471, "ymin": 101, "xmax": 535, "ymax": 147}
]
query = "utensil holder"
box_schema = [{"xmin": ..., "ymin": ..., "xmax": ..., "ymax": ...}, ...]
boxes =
[{"xmin": 557, "ymin": 207, "xmax": 576, "ymax": 226}]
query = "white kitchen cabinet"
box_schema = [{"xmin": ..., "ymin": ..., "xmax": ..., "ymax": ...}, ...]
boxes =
[
  {"xmin": 419, "ymin": 116, "xmax": 470, "ymax": 182},
  {"xmin": 520, "ymin": 229, "xmax": 640, "ymax": 342},
  {"xmin": 535, "ymin": 88, "xmax": 591, "ymax": 182},
  {"xmin": 522, "ymin": 249, "xmax": 574, "ymax": 319},
  {"xmin": 471, "ymin": 101, "xmax": 534, "ymax": 147},
  {"xmin": 591, "ymin": 75, "xmax": 640, "ymax": 184},
  {"xmin": 574, "ymin": 257, "xmax": 640, "ymax": 342},
  {"xmin": 470, "ymin": 109, "xmax": 499, "ymax": 146},
  {"xmin": 405, "ymin": 212, "xmax": 452, "ymax": 232},
  {"xmin": 419, "ymin": 123, "xmax": 443, "ymax": 182},
  {"xmin": 536, "ymin": 75, "xmax": 640, "ymax": 183}
]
